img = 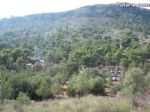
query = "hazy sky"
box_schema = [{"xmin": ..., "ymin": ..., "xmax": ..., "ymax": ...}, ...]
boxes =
[{"xmin": 0, "ymin": 0, "xmax": 149, "ymax": 18}]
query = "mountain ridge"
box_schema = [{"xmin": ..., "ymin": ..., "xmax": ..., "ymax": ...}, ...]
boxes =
[{"xmin": 0, "ymin": 4, "xmax": 149, "ymax": 44}]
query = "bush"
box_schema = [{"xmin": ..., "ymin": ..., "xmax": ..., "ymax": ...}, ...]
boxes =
[
  {"xmin": 16, "ymin": 92, "xmax": 31, "ymax": 105},
  {"xmin": 8, "ymin": 73, "xmax": 31, "ymax": 99},
  {"xmin": 84, "ymin": 68, "xmax": 101, "ymax": 78},
  {"xmin": 142, "ymin": 63, "xmax": 150, "ymax": 74},
  {"xmin": 67, "ymin": 74, "xmax": 89, "ymax": 97},
  {"xmin": 144, "ymin": 73, "xmax": 150, "ymax": 90},
  {"xmin": 51, "ymin": 83, "xmax": 62, "ymax": 94},
  {"xmin": 122, "ymin": 68, "xmax": 146, "ymax": 96},
  {"xmin": 0, "ymin": 79, "xmax": 12, "ymax": 105},
  {"xmin": 89, "ymin": 77, "xmax": 105, "ymax": 95},
  {"xmin": 46, "ymin": 62, "xmax": 79, "ymax": 79},
  {"xmin": 67, "ymin": 73, "xmax": 105, "ymax": 97},
  {"xmin": 0, "ymin": 68, "xmax": 12, "ymax": 104},
  {"xmin": 106, "ymin": 76, "xmax": 113, "ymax": 87},
  {"xmin": 36, "ymin": 80, "xmax": 52, "ymax": 100},
  {"xmin": 14, "ymin": 92, "xmax": 30, "ymax": 112},
  {"xmin": 120, "ymin": 68, "xmax": 150, "ymax": 98},
  {"xmin": 110, "ymin": 83, "xmax": 123, "ymax": 94}
]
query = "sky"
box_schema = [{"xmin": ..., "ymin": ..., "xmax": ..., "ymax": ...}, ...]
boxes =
[{"xmin": 0, "ymin": 0, "xmax": 149, "ymax": 18}]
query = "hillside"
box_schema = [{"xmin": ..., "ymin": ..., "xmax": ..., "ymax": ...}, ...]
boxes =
[
  {"xmin": 0, "ymin": 4, "xmax": 150, "ymax": 50},
  {"xmin": 0, "ymin": 4, "xmax": 150, "ymax": 112}
]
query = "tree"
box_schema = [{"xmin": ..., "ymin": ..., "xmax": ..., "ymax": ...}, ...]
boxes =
[{"xmin": 0, "ymin": 67, "xmax": 11, "ymax": 104}]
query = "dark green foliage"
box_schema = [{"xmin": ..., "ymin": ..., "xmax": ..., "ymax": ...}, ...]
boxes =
[
  {"xmin": 8, "ymin": 74, "xmax": 31, "ymax": 99},
  {"xmin": 0, "ymin": 48, "xmax": 32, "ymax": 70},
  {"xmin": 46, "ymin": 62, "xmax": 79, "ymax": 81},
  {"xmin": 7, "ymin": 62, "xmax": 79, "ymax": 100},
  {"xmin": 8, "ymin": 72, "xmax": 44, "ymax": 99}
]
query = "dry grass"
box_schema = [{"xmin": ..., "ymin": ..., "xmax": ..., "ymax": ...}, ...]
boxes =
[{"xmin": 0, "ymin": 95, "xmax": 133, "ymax": 112}]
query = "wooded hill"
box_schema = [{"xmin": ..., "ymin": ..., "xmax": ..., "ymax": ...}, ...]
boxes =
[
  {"xmin": 0, "ymin": 4, "xmax": 150, "ymax": 50},
  {"xmin": 0, "ymin": 4, "xmax": 150, "ymax": 103}
]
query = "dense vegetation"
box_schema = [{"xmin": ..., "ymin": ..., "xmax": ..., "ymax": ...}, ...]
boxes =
[{"xmin": 0, "ymin": 4, "xmax": 150, "ymax": 112}]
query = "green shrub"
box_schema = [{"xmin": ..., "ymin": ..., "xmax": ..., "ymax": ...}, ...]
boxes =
[
  {"xmin": 46, "ymin": 62, "xmax": 79, "ymax": 79},
  {"xmin": 67, "ymin": 74, "xmax": 89, "ymax": 97},
  {"xmin": 84, "ymin": 68, "xmax": 101, "ymax": 78},
  {"xmin": 51, "ymin": 83, "xmax": 62, "ymax": 94},
  {"xmin": 106, "ymin": 76, "xmax": 113, "ymax": 87},
  {"xmin": 16, "ymin": 92, "xmax": 31, "ymax": 105},
  {"xmin": 123, "ymin": 68, "xmax": 145, "ymax": 94},
  {"xmin": 142, "ymin": 63, "xmax": 150, "ymax": 74},
  {"xmin": 111, "ymin": 83, "xmax": 123, "ymax": 94},
  {"xmin": 8, "ymin": 73, "xmax": 33, "ymax": 99},
  {"xmin": 145, "ymin": 73, "xmax": 150, "ymax": 90},
  {"xmin": 67, "ymin": 73, "xmax": 105, "ymax": 96},
  {"xmin": 36, "ymin": 80, "xmax": 52, "ymax": 100},
  {"xmin": 122, "ymin": 68, "xmax": 147, "ymax": 96},
  {"xmin": 0, "ymin": 68, "xmax": 12, "ymax": 105},
  {"xmin": 89, "ymin": 77, "xmax": 105, "ymax": 95},
  {"xmin": 14, "ymin": 92, "xmax": 30, "ymax": 112}
]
